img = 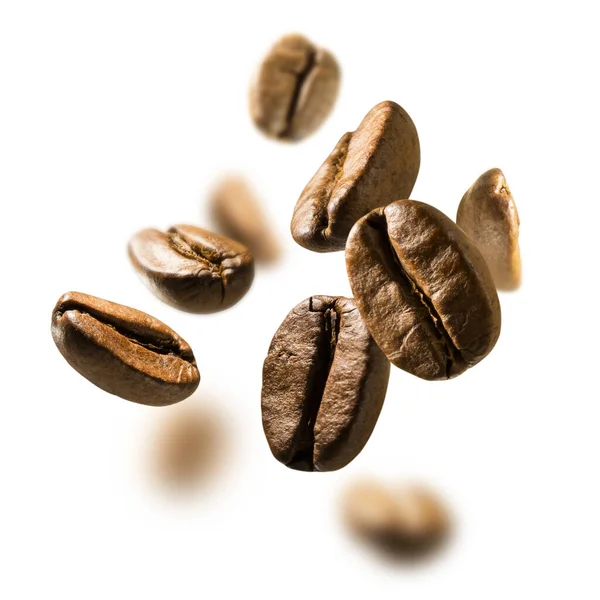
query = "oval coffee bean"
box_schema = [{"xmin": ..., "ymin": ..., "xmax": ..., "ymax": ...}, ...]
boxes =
[
  {"xmin": 457, "ymin": 168, "xmax": 521, "ymax": 291},
  {"xmin": 261, "ymin": 296, "xmax": 390, "ymax": 472},
  {"xmin": 209, "ymin": 176, "xmax": 280, "ymax": 263},
  {"xmin": 291, "ymin": 100, "xmax": 420, "ymax": 252},
  {"xmin": 249, "ymin": 33, "xmax": 340, "ymax": 142},
  {"xmin": 128, "ymin": 225, "xmax": 254, "ymax": 314},
  {"xmin": 346, "ymin": 200, "xmax": 501, "ymax": 380},
  {"xmin": 342, "ymin": 480, "xmax": 451, "ymax": 560},
  {"xmin": 51, "ymin": 292, "xmax": 200, "ymax": 406},
  {"xmin": 153, "ymin": 404, "xmax": 223, "ymax": 488}
]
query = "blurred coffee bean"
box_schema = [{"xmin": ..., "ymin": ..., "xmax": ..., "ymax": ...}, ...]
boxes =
[
  {"xmin": 249, "ymin": 33, "xmax": 340, "ymax": 142},
  {"xmin": 209, "ymin": 176, "xmax": 280, "ymax": 263},
  {"xmin": 457, "ymin": 168, "xmax": 522, "ymax": 291},
  {"xmin": 342, "ymin": 480, "xmax": 451, "ymax": 561},
  {"xmin": 153, "ymin": 403, "xmax": 225, "ymax": 490}
]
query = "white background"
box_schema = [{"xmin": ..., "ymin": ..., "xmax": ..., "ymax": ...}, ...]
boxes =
[{"xmin": 1, "ymin": 1, "xmax": 599, "ymax": 598}]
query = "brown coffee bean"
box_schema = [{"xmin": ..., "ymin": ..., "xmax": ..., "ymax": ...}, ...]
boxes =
[
  {"xmin": 346, "ymin": 200, "xmax": 501, "ymax": 380},
  {"xmin": 128, "ymin": 225, "xmax": 254, "ymax": 314},
  {"xmin": 153, "ymin": 403, "xmax": 225, "ymax": 489},
  {"xmin": 51, "ymin": 292, "xmax": 200, "ymax": 406},
  {"xmin": 457, "ymin": 168, "xmax": 521, "ymax": 291},
  {"xmin": 261, "ymin": 296, "xmax": 390, "ymax": 472},
  {"xmin": 209, "ymin": 176, "xmax": 280, "ymax": 263},
  {"xmin": 249, "ymin": 33, "xmax": 340, "ymax": 142},
  {"xmin": 291, "ymin": 100, "xmax": 420, "ymax": 252},
  {"xmin": 342, "ymin": 480, "xmax": 451, "ymax": 560}
]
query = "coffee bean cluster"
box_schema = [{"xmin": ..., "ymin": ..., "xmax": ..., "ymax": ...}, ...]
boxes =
[{"xmin": 51, "ymin": 33, "xmax": 521, "ymax": 473}]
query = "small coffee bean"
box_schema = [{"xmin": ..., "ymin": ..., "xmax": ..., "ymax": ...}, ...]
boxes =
[
  {"xmin": 342, "ymin": 480, "xmax": 451, "ymax": 560},
  {"xmin": 51, "ymin": 291, "xmax": 200, "ymax": 406},
  {"xmin": 209, "ymin": 176, "xmax": 280, "ymax": 263},
  {"xmin": 346, "ymin": 200, "xmax": 501, "ymax": 380},
  {"xmin": 153, "ymin": 404, "xmax": 224, "ymax": 489},
  {"xmin": 261, "ymin": 296, "xmax": 390, "ymax": 472},
  {"xmin": 249, "ymin": 33, "xmax": 340, "ymax": 142},
  {"xmin": 457, "ymin": 168, "xmax": 521, "ymax": 291},
  {"xmin": 128, "ymin": 225, "xmax": 254, "ymax": 314},
  {"xmin": 291, "ymin": 100, "xmax": 420, "ymax": 252}
]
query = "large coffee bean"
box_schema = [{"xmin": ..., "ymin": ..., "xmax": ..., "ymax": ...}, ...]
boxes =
[
  {"xmin": 291, "ymin": 100, "xmax": 420, "ymax": 252},
  {"xmin": 51, "ymin": 292, "xmax": 200, "ymax": 406},
  {"xmin": 261, "ymin": 296, "xmax": 390, "ymax": 472},
  {"xmin": 346, "ymin": 200, "xmax": 501, "ymax": 380}
]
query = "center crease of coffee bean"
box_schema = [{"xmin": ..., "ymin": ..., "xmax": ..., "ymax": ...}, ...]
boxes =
[
  {"xmin": 316, "ymin": 135, "xmax": 351, "ymax": 239},
  {"xmin": 167, "ymin": 232, "xmax": 232, "ymax": 303},
  {"xmin": 59, "ymin": 307, "xmax": 187, "ymax": 359},
  {"xmin": 279, "ymin": 48, "xmax": 317, "ymax": 139},
  {"xmin": 167, "ymin": 232, "xmax": 224, "ymax": 269},
  {"xmin": 330, "ymin": 138, "xmax": 349, "ymax": 185},
  {"xmin": 288, "ymin": 301, "xmax": 340, "ymax": 470},
  {"xmin": 375, "ymin": 216, "xmax": 462, "ymax": 377}
]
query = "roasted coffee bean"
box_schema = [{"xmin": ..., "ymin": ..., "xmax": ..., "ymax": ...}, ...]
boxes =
[
  {"xmin": 346, "ymin": 200, "xmax": 501, "ymax": 380},
  {"xmin": 457, "ymin": 168, "xmax": 521, "ymax": 291},
  {"xmin": 128, "ymin": 225, "xmax": 254, "ymax": 314},
  {"xmin": 291, "ymin": 100, "xmax": 420, "ymax": 252},
  {"xmin": 51, "ymin": 292, "xmax": 200, "ymax": 406},
  {"xmin": 209, "ymin": 176, "xmax": 280, "ymax": 263},
  {"xmin": 249, "ymin": 33, "xmax": 340, "ymax": 142},
  {"xmin": 261, "ymin": 296, "xmax": 390, "ymax": 472},
  {"xmin": 342, "ymin": 480, "xmax": 451, "ymax": 560},
  {"xmin": 153, "ymin": 403, "xmax": 225, "ymax": 489}
]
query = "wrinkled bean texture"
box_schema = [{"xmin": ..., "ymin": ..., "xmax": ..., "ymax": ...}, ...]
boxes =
[
  {"xmin": 128, "ymin": 225, "xmax": 254, "ymax": 313},
  {"xmin": 291, "ymin": 100, "xmax": 420, "ymax": 252},
  {"xmin": 457, "ymin": 168, "xmax": 521, "ymax": 291},
  {"xmin": 209, "ymin": 176, "xmax": 280, "ymax": 263},
  {"xmin": 51, "ymin": 292, "xmax": 200, "ymax": 406},
  {"xmin": 249, "ymin": 33, "xmax": 340, "ymax": 142},
  {"xmin": 261, "ymin": 296, "xmax": 390, "ymax": 472},
  {"xmin": 342, "ymin": 481, "xmax": 451, "ymax": 560},
  {"xmin": 346, "ymin": 200, "xmax": 501, "ymax": 380}
]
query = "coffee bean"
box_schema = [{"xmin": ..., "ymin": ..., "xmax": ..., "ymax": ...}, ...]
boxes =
[
  {"xmin": 51, "ymin": 292, "xmax": 200, "ymax": 406},
  {"xmin": 342, "ymin": 480, "xmax": 451, "ymax": 560},
  {"xmin": 291, "ymin": 100, "xmax": 420, "ymax": 252},
  {"xmin": 457, "ymin": 168, "xmax": 521, "ymax": 291},
  {"xmin": 128, "ymin": 225, "xmax": 254, "ymax": 313},
  {"xmin": 209, "ymin": 176, "xmax": 280, "ymax": 263},
  {"xmin": 346, "ymin": 200, "xmax": 501, "ymax": 380},
  {"xmin": 153, "ymin": 403, "xmax": 225, "ymax": 490},
  {"xmin": 261, "ymin": 296, "xmax": 390, "ymax": 472},
  {"xmin": 249, "ymin": 33, "xmax": 340, "ymax": 142}
]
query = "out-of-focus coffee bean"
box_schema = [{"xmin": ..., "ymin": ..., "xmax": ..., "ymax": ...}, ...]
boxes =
[
  {"xmin": 342, "ymin": 480, "xmax": 451, "ymax": 561},
  {"xmin": 209, "ymin": 176, "xmax": 280, "ymax": 263},
  {"xmin": 153, "ymin": 403, "xmax": 225, "ymax": 489},
  {"xmin": 249, "ymin": 33, "xmax": 340, "ymax": 142}
]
